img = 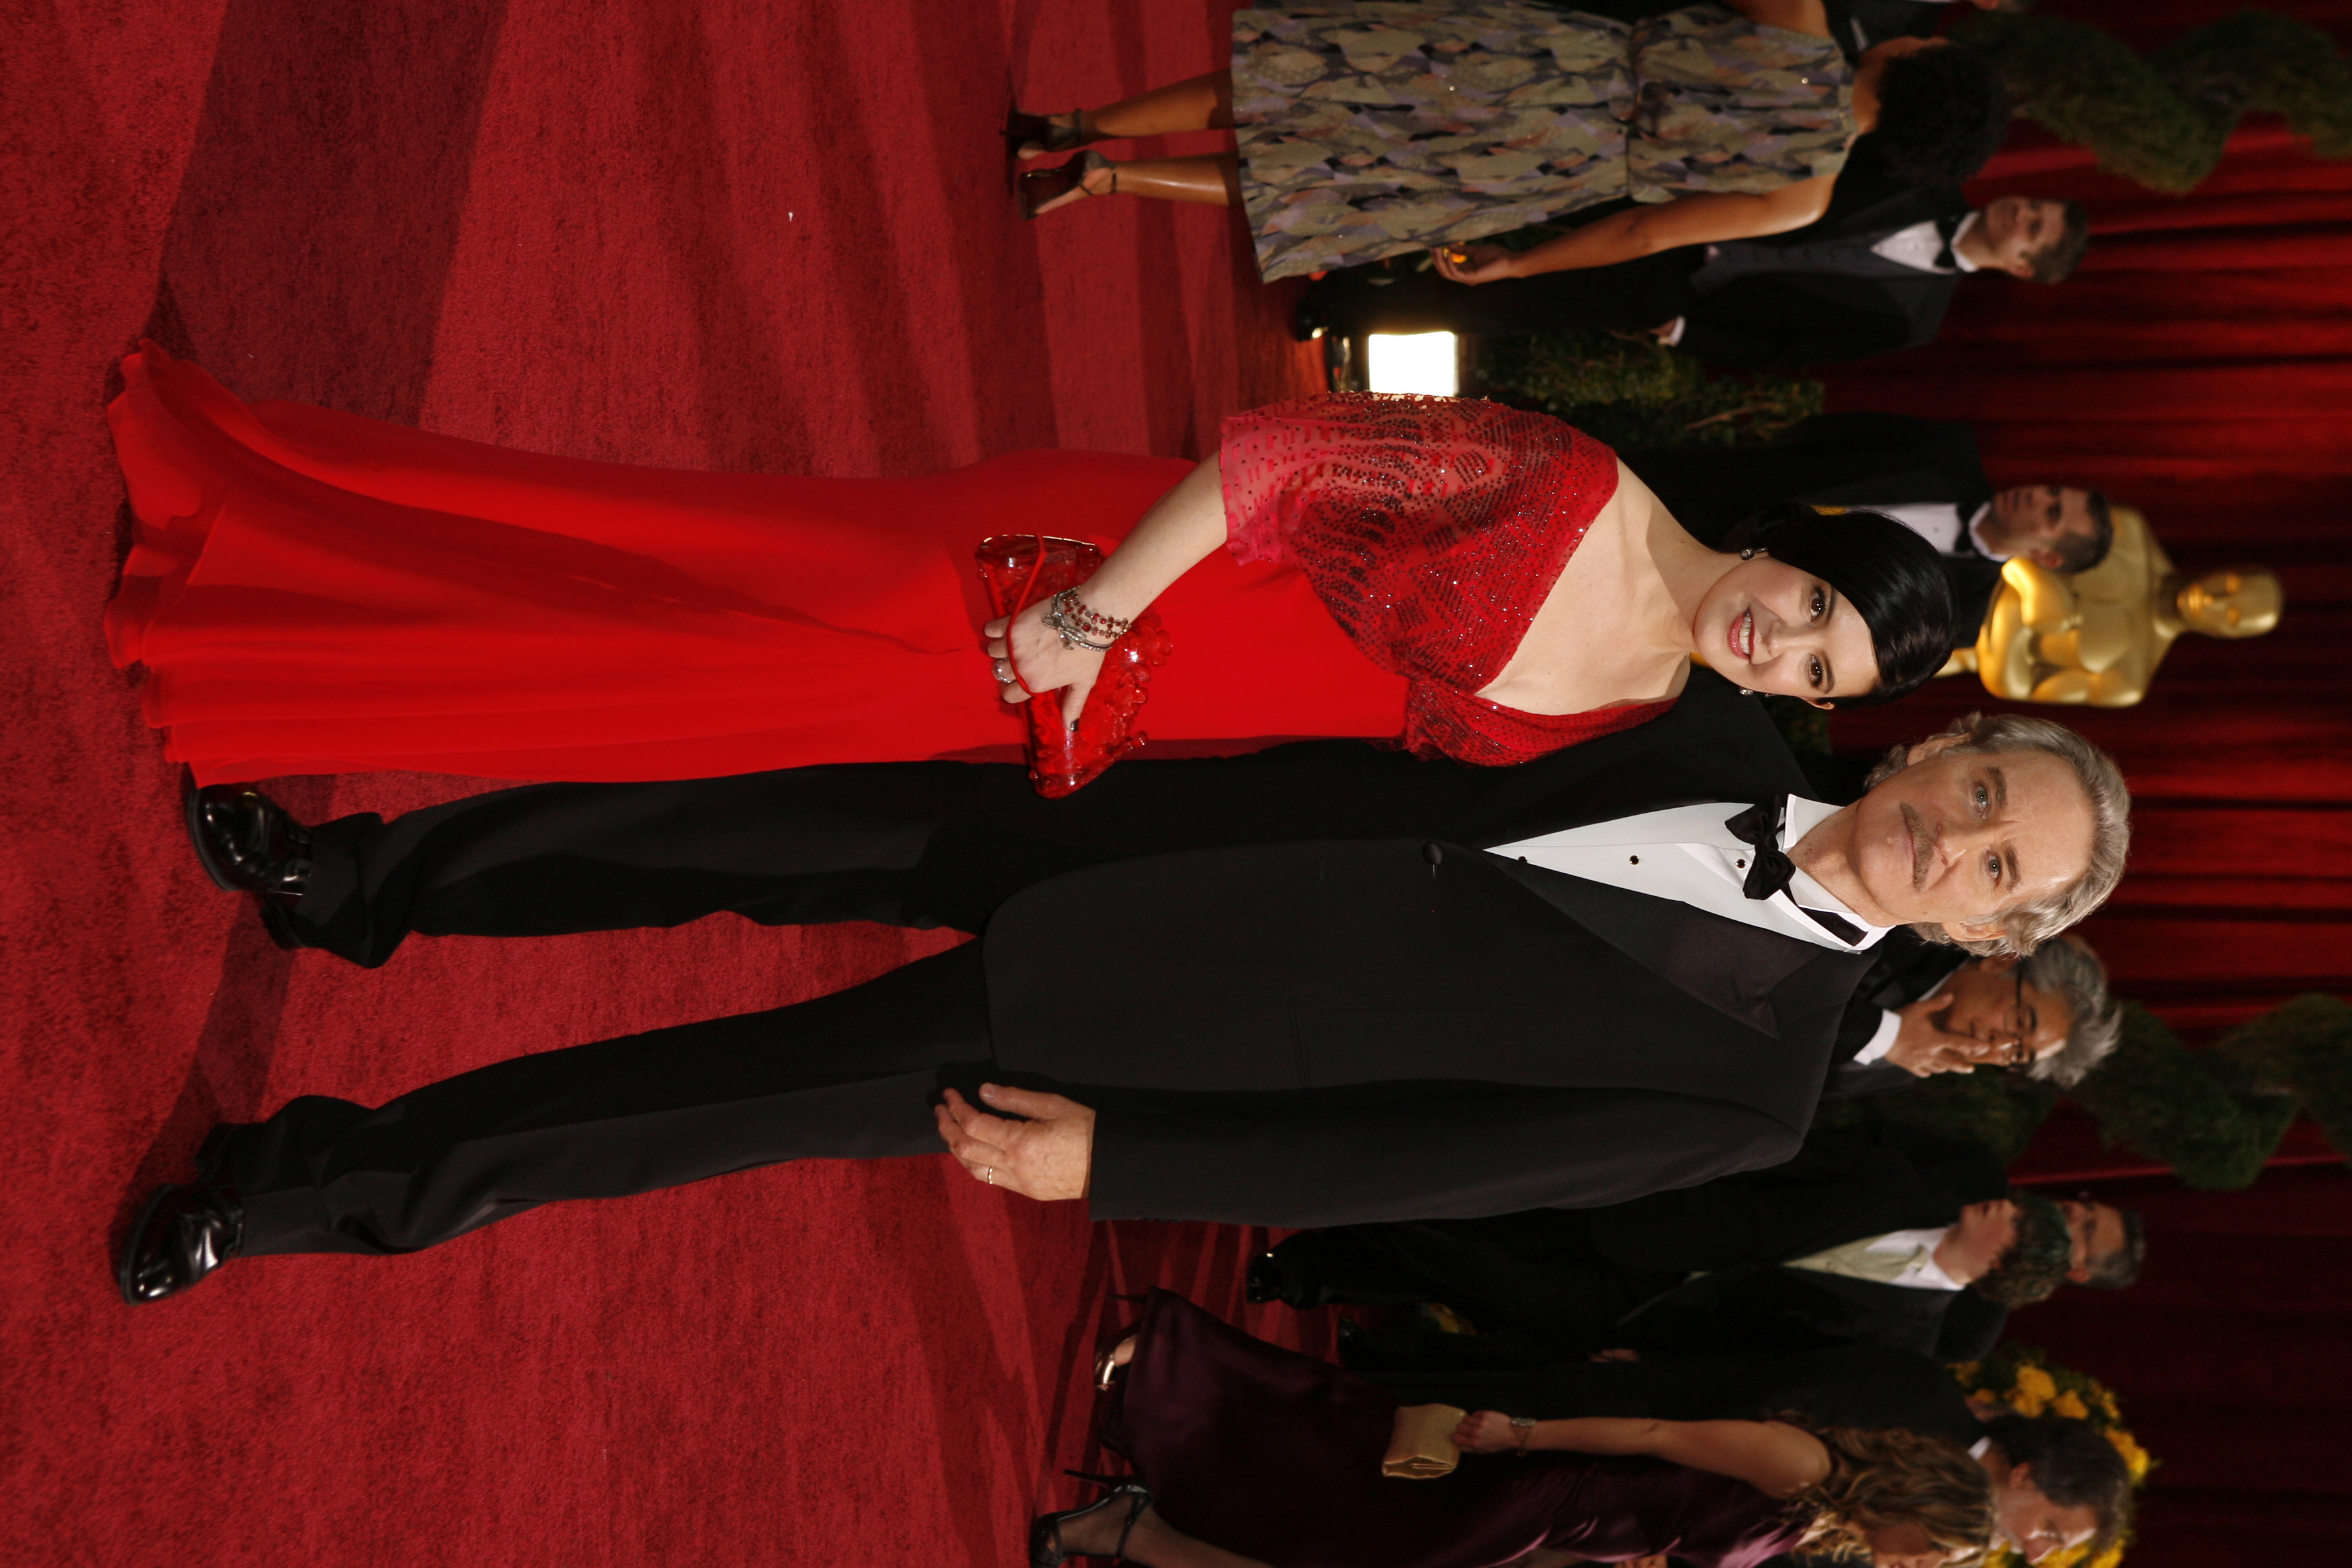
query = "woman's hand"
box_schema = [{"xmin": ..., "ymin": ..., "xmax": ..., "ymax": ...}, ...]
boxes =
[
  {"xmin": 1431, "ymin": 244, "xmax": 1520, "ymax": 285},
  {"xmin": 1455, "ymin": 1410, "xmax": 1527, "ymax": 1454},
  {"xmin": 985, "ymin": 603, "xmax": 1105, "ymax": 728}
]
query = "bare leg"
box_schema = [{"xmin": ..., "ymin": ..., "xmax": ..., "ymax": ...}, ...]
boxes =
[
  {"xmin": 1087, "ymin": 72, "xmax": 1236, "ymax": 136},
  {"xmin": 1081, "ymin": 154, "xmax": 1241, "ymax": 207},
  {"xmin": 1026, "ymin": 154, "xmax": 1239, "ymax": 218},
  {"xmin": 1014, "ymin": 73, "xmax": 1235, "ymax": 160}
]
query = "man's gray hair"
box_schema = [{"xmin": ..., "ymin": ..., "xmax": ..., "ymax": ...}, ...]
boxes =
[
  {"xmin": 2017, "ymin": 936, "xmax": 2121, "ymax": 1088},
  {"xmin": 1865, "ymin": 712, "xmax": 2131, "ymax": 956}
]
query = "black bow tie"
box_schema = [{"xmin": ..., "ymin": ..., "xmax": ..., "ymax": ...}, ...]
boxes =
[
  {"xmin": 1932, "ymin": 213, "xmax": 1965, "ymax": 273},
  {"xmin": 1723, "ymin": 799, "xmax": 1796, "ymax": 901},
  {"xmin": 1726, "ymin": 799, "xmax": 1867, "ymax": 945}
]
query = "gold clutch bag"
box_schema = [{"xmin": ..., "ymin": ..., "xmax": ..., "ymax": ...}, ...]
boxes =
[{"xmin": 1381, "ymin": 1403, "xmax": 1467, "ymax": 1479}]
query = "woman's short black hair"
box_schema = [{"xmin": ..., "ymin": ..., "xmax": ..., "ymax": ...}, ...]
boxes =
[
  {"xmin": 1720, "ymin": 503, "xmax": 1956, "ymax": 706},
  {"xmin": 1875, "ymin": 43, "xmax": 2012, "ymax": 187}
]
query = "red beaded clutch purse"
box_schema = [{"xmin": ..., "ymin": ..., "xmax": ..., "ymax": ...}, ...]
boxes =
[{"xmin": 976, "ymin": 535, "xmax": 1172, "ymax": 798}]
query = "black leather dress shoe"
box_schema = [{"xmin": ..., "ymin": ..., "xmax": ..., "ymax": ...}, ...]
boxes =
[
  {"xmin": 187, "ymin": 785, "xmax": 312, "ymax": 901},
  {"xmin": 118, "ymin": 1165, "xmax": 246, "ymax": 1304}
]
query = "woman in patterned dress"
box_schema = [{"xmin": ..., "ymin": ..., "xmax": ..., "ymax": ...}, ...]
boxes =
[{"xmin": 1009, "ymin": 0, "xmax": 2008, "ymax": 283}]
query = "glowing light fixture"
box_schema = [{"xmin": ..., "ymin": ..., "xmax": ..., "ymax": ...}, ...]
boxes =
[{"xmin": 1365, "ymin": 332, "xmax": 1459, "ymax": 396}]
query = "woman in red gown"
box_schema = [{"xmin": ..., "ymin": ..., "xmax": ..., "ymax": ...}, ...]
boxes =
[
  {"xmin": 105, "ymin": 344, "xmax": 1951, "ymax": 787},
  {"xmin": 1032, "ymin": 1292, "xmax": 1995, "ymax": 1568}
]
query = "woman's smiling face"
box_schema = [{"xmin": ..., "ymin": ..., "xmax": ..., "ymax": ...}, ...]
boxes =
[{"xmin": 1695, "ymin": 553, "xmax": 1882, "ymax": 707}]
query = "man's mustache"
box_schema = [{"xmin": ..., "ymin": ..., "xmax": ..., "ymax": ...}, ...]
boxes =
[{"xmin": 1902, "ymin": 802, "xmax": 1932, "ymax": 890}]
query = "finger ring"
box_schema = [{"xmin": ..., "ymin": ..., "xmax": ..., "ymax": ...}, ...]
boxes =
[
  {"xmin": 985, "ymin": 1166, "xmax": 995, "ymax": 1185},
  {"xmin": 994, "ymin": 659, "xmax": 1013, "ymax": 683}
]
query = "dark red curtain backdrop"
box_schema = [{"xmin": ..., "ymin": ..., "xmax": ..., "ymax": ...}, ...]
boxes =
[{"xmin": 1823, "ymin": 7, "xmax": 2352, "ymax": 1562}]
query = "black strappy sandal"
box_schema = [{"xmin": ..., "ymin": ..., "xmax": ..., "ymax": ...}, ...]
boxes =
[
  {"xmin": 1019, "ymin": 150, "xmax": 1114, "ymax": 220},
  {"xmin": 1005, "ymin": 107, "xmax": 1098, "ymax": 164},
  {"xmin": 1028, "ymin": 1481, "xmax": 1153, "ymax": 1567}
]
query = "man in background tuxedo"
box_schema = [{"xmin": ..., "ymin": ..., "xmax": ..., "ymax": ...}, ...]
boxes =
[
  {"xmin": 1255, "ymin": 1122, "xmax": 2143, "ymax": 1361},
  {"xmin": 124, "ymin": 700, "xmax": 2128, "ymax": 1303},
  {"xmin": 1624, "ymin": 413, "xmax": 2115, "ymax": 638},
  {"xmin": 1370, "ymin": 1346, "xmax": 2133, "ymax": 1564},
  {"xmin": 1824, "ymin": 930, "xmax": 2120, "ymax": 1101},
  {"xmin": 1295, "ymin": 140, "xmax": 2090, "ymax": 369}
]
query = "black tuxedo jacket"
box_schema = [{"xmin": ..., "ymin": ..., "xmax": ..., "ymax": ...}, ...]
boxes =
[
  {"xmin": 1676, "ymin": 173, "xmax": 1973, "ymax": 369},
  {"xmin": 1625, "ymin": 412, "xmax": 2003, "ymax": 638},
  {"xmin": 1820, "ymin": 929, "xmax": 1973, "ymax": 1100},
  {"xmin": 987, "ymin": 834, "xmax": 1880, "ymax": 1226},
  {"xmin": 1586, "ymin": 1120, "xmax": 2011, "ymax": 1271},
  {"xmin": 1606, "ymin": 1124, "xmax": 2006, "ymax": 1359},
  {"xmin": 898, "ymin": 668, "xmax": 1807, "ymax": 930}
]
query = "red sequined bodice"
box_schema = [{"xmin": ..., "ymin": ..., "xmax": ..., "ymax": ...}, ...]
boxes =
[{"xmin": 1220, "ymin": 393, "xmax": 1673, "ymax": 765}]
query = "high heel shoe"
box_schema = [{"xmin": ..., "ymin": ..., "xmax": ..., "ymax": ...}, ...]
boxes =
[
  {"xmin": 1094, "ymin": 1332, "xmax": 1141, "ymax": 1392},
  {"xmin": 1019, "ymin": 150, "xmax": 1114, "ymax": 220},
  {"xmin": 1005, "ymin": 106, "xmax": 1097, "ymax": 163},
  {"xmin": 1030, "ymin": 1483, "xmax": 1153, "ymax": 1567}
]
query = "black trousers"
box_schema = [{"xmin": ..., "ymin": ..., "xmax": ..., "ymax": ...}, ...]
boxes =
[
  {"xmin": 230, "ymin": 943, "xmax": 994, "ymax": 1255},
  {"xmin": 283, "ymin": 765, "xmax": 1125, "ymax": 967},
  {"xmin": 1306, "ymin": 251, "xmax": 1699, "ymax": 339}
]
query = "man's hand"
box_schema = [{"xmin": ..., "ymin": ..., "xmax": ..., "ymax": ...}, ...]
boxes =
[
  {"xmin": 1430, "ymin": 244, "xmax": 1520, "ymax": 285},
  {"xmin": 934, "ymin": 1084, "xmax": 1094, "ymax": 1202},
  {"xmin": 1885, "ymin": 997, "xmax": 1997, "ymax": 1077}
]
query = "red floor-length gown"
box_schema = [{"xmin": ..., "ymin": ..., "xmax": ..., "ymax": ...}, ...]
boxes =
[
  {"xmin": 1099, "ymin": 1292, "xmax": 1808, "ymax": 1568},
  {"xmin": 106, "ymin": 346, "xmax": 1667, "ymax": 784}
]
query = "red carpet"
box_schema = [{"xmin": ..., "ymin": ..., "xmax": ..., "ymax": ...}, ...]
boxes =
[{"xmin": 4, "ymin": 3, "xmax": 1330, "ymax": 1563}]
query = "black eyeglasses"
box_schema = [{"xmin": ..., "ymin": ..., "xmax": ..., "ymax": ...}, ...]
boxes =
[{"xmin": 1990, "ymin": 968, "xmax": 2040, "ymax": 1068}]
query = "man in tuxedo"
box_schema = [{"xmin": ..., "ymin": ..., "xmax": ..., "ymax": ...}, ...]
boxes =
[
  {"xmin": 1824, "ymin": 930, "xmax": 2120, "ymax": 1101},
  {"xmin": 1368, "ymin": 1346, "xmax": 2133, "ymax": 1564},
  {"xmin": 1253, "ymin": 1122, "xmax": 2143, "ymax": 1360},
  {"xmin": 124, "ymin": 698, "xmax": 2128, "ymax": 1303},
  {"xmin": 1624, "ymin": 412, "xmax": 2114, "ymax": 638},
  {"xmin": 1294, "ymin": 140, "xmax": 2091, "ymax": 369}
]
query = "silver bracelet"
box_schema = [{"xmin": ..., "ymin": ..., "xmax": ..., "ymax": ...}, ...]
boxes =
[{"xmin": 1038, "ymin": 587, "xmax": 1127, "ymax": 652}]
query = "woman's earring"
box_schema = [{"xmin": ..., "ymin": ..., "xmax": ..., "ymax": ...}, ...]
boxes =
[
  {"xmin": 1738, "ymin": 687, "xmax": 1756, "ymax": 697},
  {"xmin": 1738, "ymin": 548, "xmax": 1756, "ymax": 560}
]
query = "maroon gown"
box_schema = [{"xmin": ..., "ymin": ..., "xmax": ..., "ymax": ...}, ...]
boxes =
[
  {"xmin": 1102, "ymin": 1293, "xmax": 1808, "ymax": 1568},
  {"xmin": 104, "ymin": 346, "xmax": 1670, "ymax": 784}
]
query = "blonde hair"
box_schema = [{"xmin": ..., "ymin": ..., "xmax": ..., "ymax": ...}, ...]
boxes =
[{"xmin": 1785, "ymin": 1420, "xmax": 1999, "ymax": 1565}]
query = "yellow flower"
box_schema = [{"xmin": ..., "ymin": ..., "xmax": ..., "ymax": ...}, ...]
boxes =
[
  {"xmin": 2050, "ymin": 1391, "xmax": 2090, "ymax": 1420},
  {"xmin": 2035, "ymin": 1542, "xmax": 2092, "ymax": 1568},
  {"xmin": 2084, "ymin": 1547, "xmax": 2126, "ymax": 1568},
  {"xmin": 2107, "ymin": 1428, "xmax": 2153, "ymax": 1483},
  {"xmin": 2013, "ymin": 1365, "xmax": 2059, "ymax": 1404},
  {"xmin": 1949, "ymin": 1360, "xmax": 1982, "ymax": 1384},
  {"xmin": 2094, "ymin": 1387, "xmax": 2120, "ymax": 1418}
]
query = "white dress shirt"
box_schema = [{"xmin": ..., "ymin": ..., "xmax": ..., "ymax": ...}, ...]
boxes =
[
  {"xmin": 1869, "ymin": 211, "xmax": 1981, "ymax": 275},
  {"xmin": 1861, "ymin": 499, "xmax": 2006, "ymax": 562},
  {"xmin": 1489, "ymin": 797, "xmax": 1892, "ymax": 952},
  {"xmin": 1786, "ymin": 1225, "xmax": 1969, "ymax": 1291}
]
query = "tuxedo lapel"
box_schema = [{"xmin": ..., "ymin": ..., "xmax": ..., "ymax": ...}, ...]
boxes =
[{"xmin": 1484, "ymin": 859, "xmax": 1820, "ymax": 1037}]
